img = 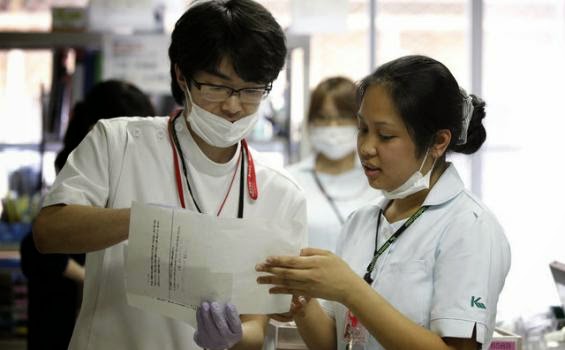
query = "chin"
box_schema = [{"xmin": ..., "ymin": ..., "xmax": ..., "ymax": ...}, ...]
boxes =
[{"xmin": 367, "ymin": 178, "xmax": 385, "ymax": 191}]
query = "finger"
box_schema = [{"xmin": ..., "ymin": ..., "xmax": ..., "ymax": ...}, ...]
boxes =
[
  {"xmin": 256, "ymin": 273, "xmax": 311, "ymax": 287},
  {"xmin": 195, "ymin": 303, "xmax": 210, "ymax": 340},
  {"xmin": 210, "ymin": 302, "xmax": 230, "ymax": 337},
  {"xmin": 291, "ymin": 295, "xmax": 309, "ymax": 308},
  {"xmin": 297, "ymin": 295, "xmax": 310, "ymax": 305},
  {"xmin": 256, "ymin": 265, "xmax": 314, "ymax": 281},
  {"xmin": 269, "ymin": 313, "xmax": 293, "ymax": 322},
  {"xmin": 257, "ymin": 255, "xmax": 317, "ymax": 269},
  {"xmin": 201, "ymin": 301, "xmax": 218, "ymax": 336},
  {"xmin": 268, "ymin": 286, "xmax": 310, "ymax": 296},
  {"xmin": 225, "ymin": 303, "xmax": 242, "ymax": 335},
  {"xmin": 300, "ymin": 247, "xmax": 331, "ymax": 257}
]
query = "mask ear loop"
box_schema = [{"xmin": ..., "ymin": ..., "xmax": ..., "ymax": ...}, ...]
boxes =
[
  {"xmin": 418, "ymin": 148, "xmax": 437, "ymax": 176},
  {"xmin": 181, "ymin": 81, "xmax": 195, "ymax": 116}
]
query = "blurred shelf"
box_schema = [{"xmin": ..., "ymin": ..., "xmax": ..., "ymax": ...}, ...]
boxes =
[
  {"xmin": 0, "ymin": 142, "xmax": 62, "ymax": 152},
  {"xmin": 0, "ymin": 337, "xmax": 26, "ymax": 350},
  {"xmin": 0, "ymin": 31, "xmax": 104, "ymax": 50},
  {"xmin": 0, "ymin": 246, "xmax": 20, "ymax": 254}
]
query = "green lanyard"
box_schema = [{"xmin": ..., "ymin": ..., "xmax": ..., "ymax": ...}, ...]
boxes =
[{"xmin": 363, "ymin": 206, "xmax": 429, "ymax": 284}]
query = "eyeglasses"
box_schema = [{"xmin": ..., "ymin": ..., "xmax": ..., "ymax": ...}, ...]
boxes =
[{"xmin": 190, "ymin": 78, "xmax": 271, "ymax": 104}]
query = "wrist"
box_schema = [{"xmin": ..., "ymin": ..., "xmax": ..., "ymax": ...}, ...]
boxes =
[{"xmin": 340, "ymin": 275, "xmax": 370, "ymax": 308}]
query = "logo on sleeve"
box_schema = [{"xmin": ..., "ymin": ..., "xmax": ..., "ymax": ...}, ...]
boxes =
[{"xmin": 471, "ymin": 296, "xmax": 486, "ymax": 309}]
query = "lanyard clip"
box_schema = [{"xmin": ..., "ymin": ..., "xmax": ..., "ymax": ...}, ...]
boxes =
[{"xmin": 363, "ymin": 272, "xmax": 373, "ymax": 285}]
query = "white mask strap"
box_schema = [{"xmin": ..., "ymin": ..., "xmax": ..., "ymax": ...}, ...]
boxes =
[{"xmin": 418, "ymin": 148, "xmax": 431, "ymax": 172}]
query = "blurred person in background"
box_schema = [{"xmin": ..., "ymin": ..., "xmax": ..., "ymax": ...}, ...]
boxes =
[
  {"xmin": 264, "ymin": 77, "xmax": 380, "ymax": 350},
  {"xmin": 287, "ymin": 77, "xmax": 379, "ymax": 252},
  {"xmin": 20, "ymin": 79, "xmax": 155, "ymax": 350}
]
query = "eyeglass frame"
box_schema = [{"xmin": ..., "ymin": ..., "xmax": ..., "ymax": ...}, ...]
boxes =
[{"xmin": 189, "ymin": 78, "xmax": 272, "ymax": 104}]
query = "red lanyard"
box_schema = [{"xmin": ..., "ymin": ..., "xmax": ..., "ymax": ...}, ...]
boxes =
[{"xmin": 167, "ymin": 111, "xmax": 258, "ymax": 217}]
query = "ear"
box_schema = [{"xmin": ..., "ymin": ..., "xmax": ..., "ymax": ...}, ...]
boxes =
[
  {"xmin": 174, "ymin": 64, "xmax": 187, "ymax": 89},
  {"xmin": 431, "ymin": 129, "xmax": 451, "ymax": 159}
]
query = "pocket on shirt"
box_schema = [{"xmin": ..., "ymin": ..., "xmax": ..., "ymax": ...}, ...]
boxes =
[{"xmin": 375, "ymin": 260, "xmax": 433, "ymax": 326}]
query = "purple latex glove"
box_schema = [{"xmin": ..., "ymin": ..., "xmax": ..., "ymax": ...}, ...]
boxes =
[{"xmin": 194, "ymin": 301, "xmax": 243, "ymax": 350}]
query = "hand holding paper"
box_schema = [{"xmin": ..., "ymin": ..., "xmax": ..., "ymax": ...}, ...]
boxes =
[
  {"xmin": 125, "ymin": 202, "xmax": 306, "ymax": 327},
  {"xmin": 194, "ymin": 301, "xmax": 242, "ymax": 350}
]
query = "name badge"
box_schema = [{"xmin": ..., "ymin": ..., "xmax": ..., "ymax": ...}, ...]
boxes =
[{"xmin": 343, "ymin": 310, "xmax": 368, "ymax": 349}]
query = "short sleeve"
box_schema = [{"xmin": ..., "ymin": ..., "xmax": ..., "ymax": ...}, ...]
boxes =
[
  {"xmin": 430, "ymin": 209, "xmax": 511, "ymax": 349},
  {"xmin": 43, "ymin": 120, "xmax": 112, "ymax": 208}
]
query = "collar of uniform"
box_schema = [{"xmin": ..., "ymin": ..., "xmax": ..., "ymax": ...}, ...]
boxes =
[
  {"xmin": 373, "ymin": 163, "xmax": 463, "ymax": 210},
  {"xmin": 297, "ymin": 154, "xmax": 316, "ymax": 171},
  {"xmin": 174, "ymin": 116, "xmax": 241, "ymax": 177},
  {"xmin": 422, "ymin": 163, "xmax": 464, "ymax": 207}
]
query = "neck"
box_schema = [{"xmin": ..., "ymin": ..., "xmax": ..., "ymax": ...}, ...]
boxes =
[
  {"xmin": 315, "ymin": 152, "xmax": 356, "ymax": 175},
  {"xmin": 187, "ymin": 122, "xmax": 238, "ymax": 164},
  {"xmin": 385, "ymin": 162, "xmax": 448, "ymax": 222}
]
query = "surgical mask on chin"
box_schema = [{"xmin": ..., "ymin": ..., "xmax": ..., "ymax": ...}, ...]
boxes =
[
  {"xmin": 309, "ymin": 125, "xmax": 358, "ymax": 160},
  {"xmin": 383, "ymin": 149, "xmax": 436, "ymax": 200},
  {"xmin": 183, "ymin": 87, "xmax": 259, "ymax": 148}
]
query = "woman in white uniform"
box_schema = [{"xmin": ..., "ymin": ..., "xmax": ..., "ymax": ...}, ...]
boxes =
[
  {"xmin": 32, "ymin": 1, "xmax": 306, "ymax": 350},
  {"xmin": 257, "ymin": 55, "xmax": 511, "ymax": 350},
  {"xmin": 287, "ymin": 77, "xmax": 379, "ymax": 252}
]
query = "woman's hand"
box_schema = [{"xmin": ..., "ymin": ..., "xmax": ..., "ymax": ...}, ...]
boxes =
[
  {"xmin": 256, "ymin": 248, "xmax": 362, "ymax": 304},
  {"xmin": 269, "ymin": 295, "xmax": 310, "ymax": 322}
]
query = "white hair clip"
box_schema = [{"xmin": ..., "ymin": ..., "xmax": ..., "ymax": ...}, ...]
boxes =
[{"xmin": 457, "ymin": 88, "xmax": 474, "ymax": 145}]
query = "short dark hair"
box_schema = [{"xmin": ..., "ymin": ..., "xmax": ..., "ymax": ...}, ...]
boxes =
[
  {"xmin": 169, "ymin": 0, "xmax": 287, "ymax": 105},
  {"xmin": 358, "ymin": 55, "xmax": 486, "ymax": 157},
  {"xmin": 55, "ymin": 80, "xmax": 155, "ymax": 172},
  {"xmin": 308, "ymin": 77, "xmax": 357, "ymax": 123}
]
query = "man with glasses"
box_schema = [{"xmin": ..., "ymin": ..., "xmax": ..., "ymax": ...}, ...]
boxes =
[{"xmin": 33, "ymin": 1, "xmax": 307, "ymax": 349}]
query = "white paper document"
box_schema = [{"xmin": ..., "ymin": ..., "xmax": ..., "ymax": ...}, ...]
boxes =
[{"xmin": 125, "ymin": 202, "xmax": 304, "ymax": 327}]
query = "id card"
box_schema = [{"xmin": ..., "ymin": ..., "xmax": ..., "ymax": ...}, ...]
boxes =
[{"xmin": 343, "ymin": 310, "xmax": 368, "ymax": 349}]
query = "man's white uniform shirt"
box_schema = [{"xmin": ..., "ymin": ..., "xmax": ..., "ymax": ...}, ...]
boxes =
[
  {"xmin": 325, "ymin": 164, "xmax": 511, "ymax": 350},
  {"xmin": 286, "ymin": 155, "xmax": 379, "ymax": 252},
  {"xmin": 42, "ymin": 116, "xmax": 308, "ymax": 350}
]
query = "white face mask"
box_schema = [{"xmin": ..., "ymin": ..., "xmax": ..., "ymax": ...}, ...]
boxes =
[
  {"xmin": 309, "ymin": 125, "xmax": 358, "ymax": 160},
  {"xmin": 183, "ymin": 86, "xmax": 259, "ymax": 148},
  {"xmin": 383, "ymin": 149, "xmax": 436, "ymax": 200}
]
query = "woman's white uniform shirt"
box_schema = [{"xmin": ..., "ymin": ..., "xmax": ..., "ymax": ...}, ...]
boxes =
[
  {"xmin": 286, "ymin": 155, "xmax": 379, "ymax": 252},
  {"xmin": 42, "ymin": 116, "xmax": 308, "ymax": 350},
  {"xmin": 325, "ymin": 164, "xmax": 510, "ymax": 350}
]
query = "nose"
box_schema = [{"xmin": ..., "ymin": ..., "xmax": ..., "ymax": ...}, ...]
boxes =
[
  {"xmin": 221, "ymin": 94, "xmax": 243, "ymax": 116},
  {"xmin": 358, "ymin": 134, "xmax": 377, "ymax": 157}
]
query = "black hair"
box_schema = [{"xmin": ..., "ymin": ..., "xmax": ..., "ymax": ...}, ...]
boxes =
[
  {"xmin": 358, "ymin": 55, "xmax": 486, "ymax": 157},
  {"xmin": 168, "ymin": 0, "xmax": 287, "ymax": 105},
  {"xmin": 55, "ymin": 80, "xmax": 155, "ymax": 172}
]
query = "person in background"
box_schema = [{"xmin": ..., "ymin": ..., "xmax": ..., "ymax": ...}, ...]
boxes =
[
  {"xmin": 257, "ymin": 55, "xmax": 511, "ymax": 350},
  {"xmin": 32, "ymin": 1, "xmax": 306, "ymax": 349},
  {"xmin": 20, "ymin": 79, "xmax": 155, "ymax": 350},
  {"xmin": 287, "ymin": 77, "xmax": 379, "ymax": 252}
]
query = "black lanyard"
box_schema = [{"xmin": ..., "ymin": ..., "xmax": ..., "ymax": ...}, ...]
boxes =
[
  {"xmin": 363, "ymin": 205, "xmax": 429, "ymax": 284},
  {"xmin": 170, "ymin": 112, "xmax": 245, "ymax": 218},
  {"xmin": 310, "ymin": 170, "xmax": 345, "ymax": 224}
]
